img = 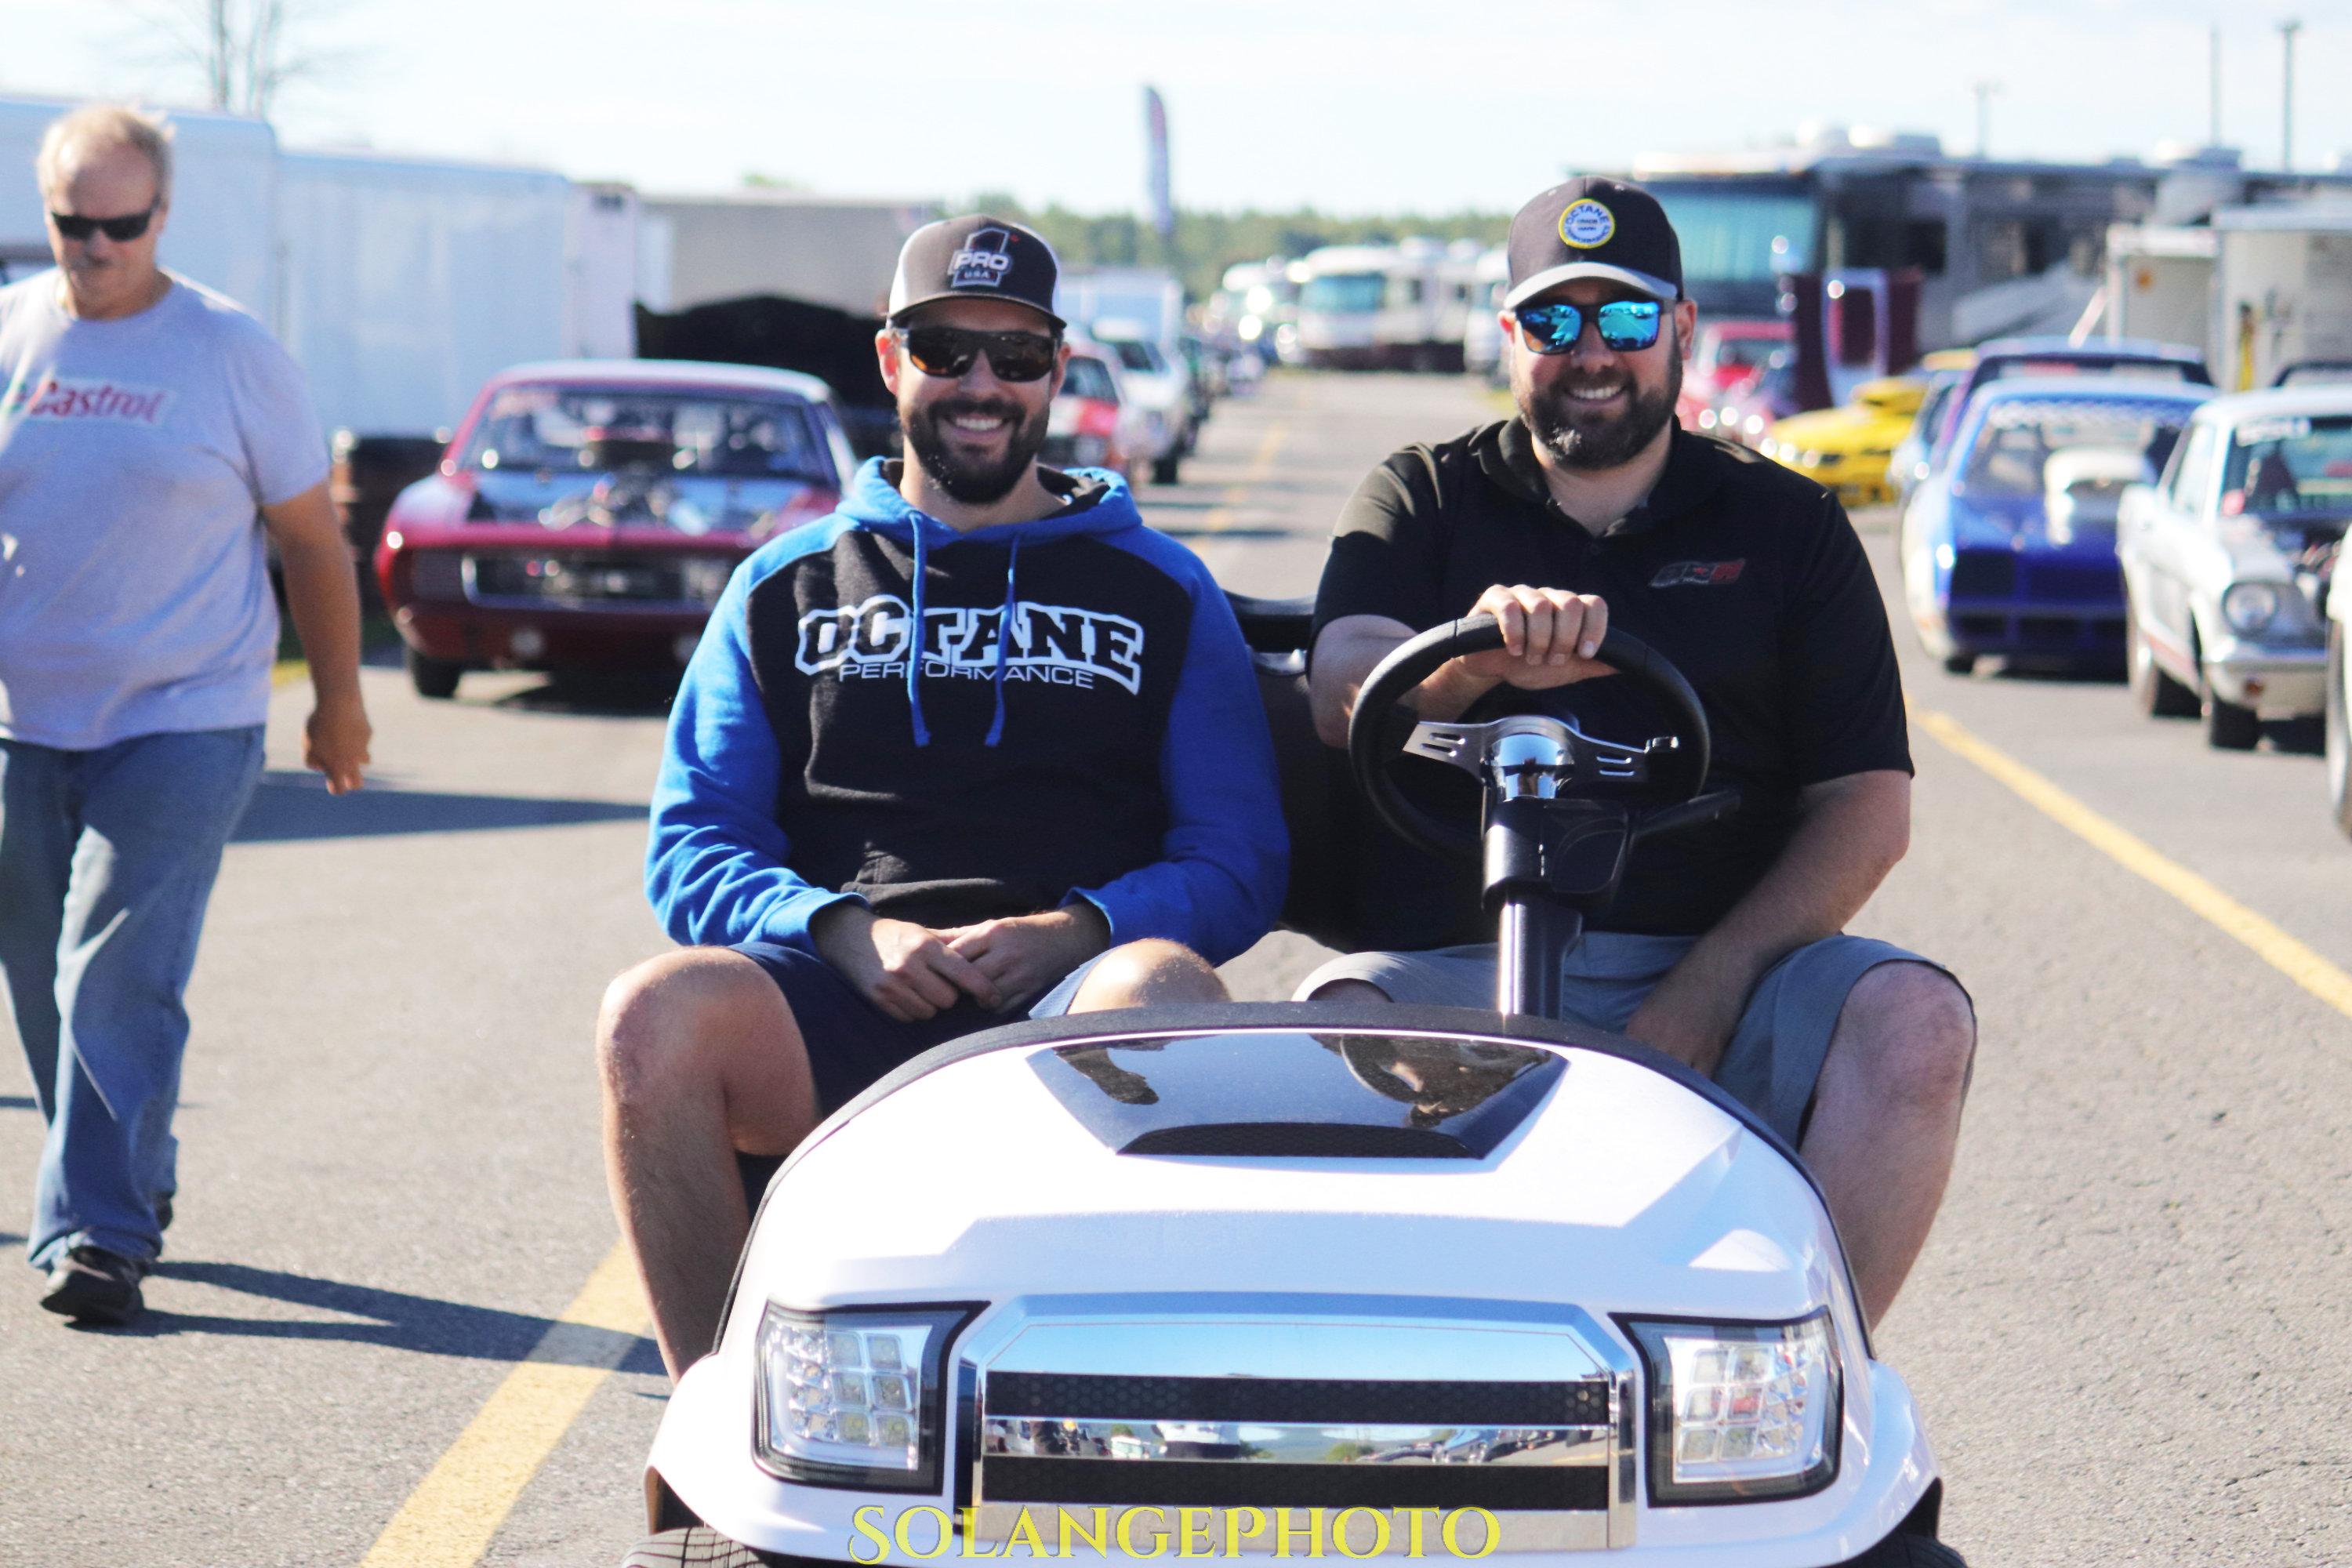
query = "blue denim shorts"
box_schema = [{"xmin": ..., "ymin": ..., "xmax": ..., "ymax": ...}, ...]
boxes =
[
  {"xmin": 733, "ymin": 940, "xmax": 1101, "ymax": 1116},
  {"xmin": 1294, "ymin": 932, "xmax": 1951, "ymax": 1145}
]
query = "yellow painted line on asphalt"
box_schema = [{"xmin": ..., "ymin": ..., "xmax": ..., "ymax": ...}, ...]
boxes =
[
  {"xmin": 1915, "ymin": 706, "xmax": 2352, "ymax": 1022},
  {"xmin": 1199, "ymin": 421, "xmax": 1290, "ymax": 533},
  {"xmin": 271, "ymin": 658, "xmax": 307, "ymax": 688},
  {"xmin": 359, "ymin": 1242, "xmax": 652, "ymax": 1568}
]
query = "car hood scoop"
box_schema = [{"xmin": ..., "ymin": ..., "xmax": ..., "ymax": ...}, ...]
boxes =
[{"xmin": 1030, "ymin": 1029, "xmax": 1563, "ymax": 1160}]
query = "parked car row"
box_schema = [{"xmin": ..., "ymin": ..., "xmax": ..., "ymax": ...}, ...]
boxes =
[{"xmin": 1887, "ymin": 334, "xmax": 2352, "ymax": 835}]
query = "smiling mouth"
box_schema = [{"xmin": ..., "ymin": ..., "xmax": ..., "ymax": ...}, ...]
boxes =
[
  {"xmin": 1565, "ymin": 383, "xmax": 1628, "ymax": 404},
  {"xmin": 949, "ymin": 413, "xmax": 1009, "ymax": 434}
]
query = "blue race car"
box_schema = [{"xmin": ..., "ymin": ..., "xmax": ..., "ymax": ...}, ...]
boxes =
[{"xmin": 1900, "ymin": 376, "xmax": 2214, "ymax": 674}]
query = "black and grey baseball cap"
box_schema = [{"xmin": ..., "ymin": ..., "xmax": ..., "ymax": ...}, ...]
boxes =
[
  {"xmin": 1504, "ymin": 176, "xmax": 1683, "ymax": 309},
  {"xmin": 887, "ymin": 214, "xmax": 1065, "ymax": 328}
]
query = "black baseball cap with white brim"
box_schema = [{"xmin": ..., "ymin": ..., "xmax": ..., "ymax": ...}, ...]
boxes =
[
  {"xmin": 887, "ymin": 214, "xmax": 1066, "ymax": 329},
  {"xmin": 1504, "ymin": 176, "xmax": 1684, "ymax": 310}
]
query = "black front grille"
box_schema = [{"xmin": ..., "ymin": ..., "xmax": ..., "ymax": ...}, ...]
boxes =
[
  {"xmin": 984, "ymin": 1457, "xmax": 1606, "ymax": 1511},
  {"xmin": 1123, "ymin": 1123, "xmax": 1471, "ymax": 1158},
  {"xmin": 1949, "ymin": 551, "xmax": 2016, "ymax": 598},
  {"xmin": 470, "ymin": 554, "xmax": 696, "ymax": 604},
  {"xmin": 2023, "ymin": 562, "xmax": 2119, "ymax": 604},
  {"xmin": 985, "ymin": 1374, "xmax": 1608, "ymax": 1427}
]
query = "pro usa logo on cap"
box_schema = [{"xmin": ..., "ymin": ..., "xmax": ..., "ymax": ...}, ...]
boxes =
[
  {"xmin": 950, "ymin": 227, "xmax": 1015, "ymax": 289},
  {"xmin": 1559, "ymin": 200, "xmax": 1616, "ymax": 249}
]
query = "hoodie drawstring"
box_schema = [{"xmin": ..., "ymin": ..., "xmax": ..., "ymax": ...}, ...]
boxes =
[
  {"xmin": 985, "ymin": 537, "xmax": 1021, "ymax": 747},
  {"xmin": 905, "ymin": 525, "xmax": 932, "ymax": 747},
  {"xmin": 905, "ymin": 528, "xmax": 1021, "ymax": 749}
]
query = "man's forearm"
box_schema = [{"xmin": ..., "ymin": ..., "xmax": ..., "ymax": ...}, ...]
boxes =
[{"xmin": 277, "ymin": 532, "xmax": 364, "ymax": 704}]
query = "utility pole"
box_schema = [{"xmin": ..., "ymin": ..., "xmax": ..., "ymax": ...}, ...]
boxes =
[
  {"xmin": 2280, "ymin": 18, "xmax": 2302, "ymax": 171},
  {"xmin": 1973, "ymin": 80, "xmax": 2002, "ymax": 159},
  {"xmin": 2210, "ymin": 26, "xmax": 2222, "ymax": 147}
]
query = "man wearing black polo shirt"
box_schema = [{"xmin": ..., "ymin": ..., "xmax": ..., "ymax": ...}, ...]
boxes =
[{"xmin": 1301, "ymin": 177, "xmax": 1975, "ymax": 1327}]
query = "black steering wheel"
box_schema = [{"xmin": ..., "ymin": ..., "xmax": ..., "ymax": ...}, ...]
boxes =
[{"xmin": 1347, "ymin": 614, "xmax": 1727, "ymax": 862}]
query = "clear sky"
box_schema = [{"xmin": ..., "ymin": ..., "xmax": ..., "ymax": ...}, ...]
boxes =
[{"xmin": 2, "ymin": 0, "xmax": 2345, "ymax": 212}]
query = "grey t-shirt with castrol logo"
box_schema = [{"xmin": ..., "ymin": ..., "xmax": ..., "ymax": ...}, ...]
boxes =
[{"xmin": 0, "ymin": 271, "xmax": 328, "ymax": 750}]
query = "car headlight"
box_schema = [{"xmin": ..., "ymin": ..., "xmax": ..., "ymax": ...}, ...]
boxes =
[
  {"xmin": 1759, "ymin": 438, "xmax": 1780, "ymax": 459},
  {"xmin": 1799, "ymin": 449, "xmax": 1826, "ymax": 469},
  {"xmin": 755, "ymin": 1303, "xmax": 978, "ymax": 1490},
  {"xmin": 2222, "ymin": 581, "xmax": 2282, "ymax": 635},
  {"xmin": 1624, "ymin": 1310, "xmax": 1841, "ymax": 1504}
]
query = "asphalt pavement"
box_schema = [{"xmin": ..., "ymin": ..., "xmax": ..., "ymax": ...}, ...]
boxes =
[{"xmin": 3, "ymin": 370, "xmax": 2350, "ymax": 1566}]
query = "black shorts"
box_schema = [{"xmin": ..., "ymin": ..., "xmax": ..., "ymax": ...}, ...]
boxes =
[{"xmin": 734, "ymin": 940, "xmax": 1091, "ymax": 1116}]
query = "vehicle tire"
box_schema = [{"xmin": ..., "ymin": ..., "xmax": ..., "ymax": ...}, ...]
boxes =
[
  {"xmin": 621, "ymin": 1526, "xmax": 768, "ymax": 1567},
  {"xmin": 2328, "ymin": 622, "xmax": 2352, "ymax": 837},
  {"xmin": 1835, "ymin": 1532, "xmax": 1969, "ymax": 1568},
  {"xmin": 1942, "ymin": 652, "xmax": 1976, "ymax": 675},
  {"xmin": 405, "ymin": 646, "xmax": 463, "ymax": 700},
  {"xmin": 2203, "ymin": 681, "xmax": 2262, "ymax": 750},
  {"xmin": 1152, "ymin": 452, "xmax": 1182, "ymax": 485},
  {"xmin": 2127, "ymin": 604, "xmax": 2198, "ymax": 717}
]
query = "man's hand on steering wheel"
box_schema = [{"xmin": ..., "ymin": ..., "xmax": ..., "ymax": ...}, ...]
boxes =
[{"xmin": 1446, "ymin": 586, "xmax": 1614, "ymax": 698}]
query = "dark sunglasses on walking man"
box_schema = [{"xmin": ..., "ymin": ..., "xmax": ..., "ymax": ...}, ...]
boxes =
[
  {"xmin": 899, "ymin": 325, "xmax": 1061, "ymax": 383},
  {"xmin": 1511, "ymin": 298, "xmax": 1663, "ymax": 355},
  {"xmin": 49, "ymin": 205, "xmax": 158, "ymax": 243}
]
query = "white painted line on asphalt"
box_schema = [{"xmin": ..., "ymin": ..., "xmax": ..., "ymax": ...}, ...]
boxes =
[
  {"xmin": 1916, "ymin": 706, "xmax": 2352, "ymax": 1022},
  {"xmin": 358, "ymin": 1241, "xmax": 651, "ymax": 1568}
]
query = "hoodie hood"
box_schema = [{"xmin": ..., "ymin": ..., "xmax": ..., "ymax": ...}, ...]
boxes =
[
  {"xmin": 837, "ymin": 456, "xmax": 1142, "ymax": 547},
  {"xmin": 833, "ymin": 457, "xmax": 1147, "ymax": 746}
]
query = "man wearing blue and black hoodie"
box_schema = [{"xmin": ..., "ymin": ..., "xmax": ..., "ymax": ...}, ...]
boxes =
[{"xmin": 599, "ymin": 216, "xmax": 1287, "ymax": 1373}]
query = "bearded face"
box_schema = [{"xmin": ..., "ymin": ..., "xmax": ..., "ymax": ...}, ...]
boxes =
[
  {"xmin": 1522, "ymin": 315, "xmax": 1683, "ymax": 473},
  {"xmin": 898, "ymin": 387, "xmax": 1053, "ymax": 505}
]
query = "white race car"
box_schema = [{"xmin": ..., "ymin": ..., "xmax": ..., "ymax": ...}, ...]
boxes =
[{"xmin": 625, "ymin": 615, "xmax": 1963, "ymax": 1568}]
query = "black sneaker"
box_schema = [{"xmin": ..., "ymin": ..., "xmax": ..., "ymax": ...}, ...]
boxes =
[{"xmin": 40, "ymin": 1245, "xmax": 147, "ymax": 1326}]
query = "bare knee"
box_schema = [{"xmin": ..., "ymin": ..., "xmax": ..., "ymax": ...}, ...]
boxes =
[
  {"xmin": 1832, "ymin": 963, "xmax": 1976, "ymax": 1110},
  {"xmin": 1070, "ymin": 939, "xmax": 1227, "ymax": 1011},
  {"xmin": 597, "ymin": 948, "xmax": 792, "ymax": 1104}
]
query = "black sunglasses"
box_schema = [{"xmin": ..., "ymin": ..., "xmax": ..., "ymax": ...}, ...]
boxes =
[
  {"xmin": 50, "ymin": 205, "xmax": 158, "ymax": 243},
  {"xmin": 899, "ymin": 325, "xmax": 1060, "ymax": 383},
  {"xmin": 1512, "ymin": 299, "xmax": 1664, "ymax": 354}
]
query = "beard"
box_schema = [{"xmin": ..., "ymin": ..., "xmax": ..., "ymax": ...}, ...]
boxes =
[
  {"xmin": 899, "ymin": 391, "xmax": 1051, "ymax": 505},
  {"xmin": 1526, "ymin": 345, "xmax": 1682, "ymax": 472}
]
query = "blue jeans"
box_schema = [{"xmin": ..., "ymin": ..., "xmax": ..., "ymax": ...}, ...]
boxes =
[{"xmin": 0, "ymin": 728, "xmax": 265, "ymax": 1269}]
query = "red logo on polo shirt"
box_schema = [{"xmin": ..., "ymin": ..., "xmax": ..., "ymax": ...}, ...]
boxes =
[{"xmin": 1651, "ymin": 559, "xmax": 1745, "ymax": 588}]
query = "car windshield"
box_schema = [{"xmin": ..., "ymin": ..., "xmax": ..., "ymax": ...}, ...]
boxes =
[
  {"xmin": 1303, "ymin": 274, "xmax": 1387, "ymax": 314},
  {"xmin": 463, "ymin": 385, "xmax": 833, "ymax": 481},
  {"xmin": 2220, "ymin": 413, "xmax": 2352, "ymax": 521},
  {"xmin": 1105, "ymin": 340, "xmax": 1166, "ymax": 375},
  {"xmin": 1715, "ymin": 334, "xmax": 1786, "ymax": 369},
  {"xmin": 1984, "ymin": 357, "xmax": 2190, "ymax": 384},
  {"xmin": 1960, "ymin": 397, "xmax": 2194, "ymax": 496},
  {"xmin": 1060, "ymin": 356, "xmax": 1120, "ymax": 404}
]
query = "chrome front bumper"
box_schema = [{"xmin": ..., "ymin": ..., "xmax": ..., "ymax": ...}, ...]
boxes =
[
  {"xmin": 2203, "ymin": 640, "xmax": 2328, "ymax": 714},
  {"xmin": 964, "ymin": 1296, "xmax": 1637, "ymax": 1552}
]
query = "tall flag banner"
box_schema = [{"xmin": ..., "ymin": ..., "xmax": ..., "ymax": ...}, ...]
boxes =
[{"xmin": 1144, "ymin": 86, "xmax": 1174, "ymax": 240}]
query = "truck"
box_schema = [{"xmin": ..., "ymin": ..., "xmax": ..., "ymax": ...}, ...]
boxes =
[{"xmin": 1287, "ymin": 239, "xmax": 1476, "ymax": 372}]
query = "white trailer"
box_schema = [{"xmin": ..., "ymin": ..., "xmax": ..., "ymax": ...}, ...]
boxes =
[
  {"xmin": 638, "ymin": 192, "xmax": 934, "ymax": 318},
  {"xmin": 2104, "ymin": 225, "xmax": 2216, "ymax": 357},
  {"xmin": 274, "ymin": 148, "xmax": 575, "ymax": 438},
  {"xmin": 0, "ymin": 95, "xmax": 278, "ymax": 306},
  {"xmin": 2209, "ymin": 206, "xmax": 2352, "ymax": 391}
]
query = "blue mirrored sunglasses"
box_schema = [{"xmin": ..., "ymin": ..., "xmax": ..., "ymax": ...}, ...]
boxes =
[{"xmin": 1512, "ymin": 299, "xmax": 1663, "ymax": 354}]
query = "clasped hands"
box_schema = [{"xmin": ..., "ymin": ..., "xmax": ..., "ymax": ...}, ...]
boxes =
[{"xmin": 811, "ymin": 901, "xmax": 1110, "ymax": 1022}]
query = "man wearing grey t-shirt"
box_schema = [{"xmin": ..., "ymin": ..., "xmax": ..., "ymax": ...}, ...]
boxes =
[{"xmin": 0, "ymin": 104, "xmax": 372, "ymax": 1326}]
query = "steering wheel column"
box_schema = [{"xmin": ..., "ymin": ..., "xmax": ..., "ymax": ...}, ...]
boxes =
[{"xmin": 1348, "ymin": 615, "xmax": 1740, "ymax": 1020}]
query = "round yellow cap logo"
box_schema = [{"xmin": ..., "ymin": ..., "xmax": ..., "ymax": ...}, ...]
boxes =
[{"xmin": 1559, "ymin": 200, "xmax": 1616, "ymax": 249}]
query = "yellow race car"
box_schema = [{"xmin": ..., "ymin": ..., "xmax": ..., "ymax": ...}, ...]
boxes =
[{"xmin": 1759, "ymin": 376, "xmax": 1927, "ymax": 506}]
